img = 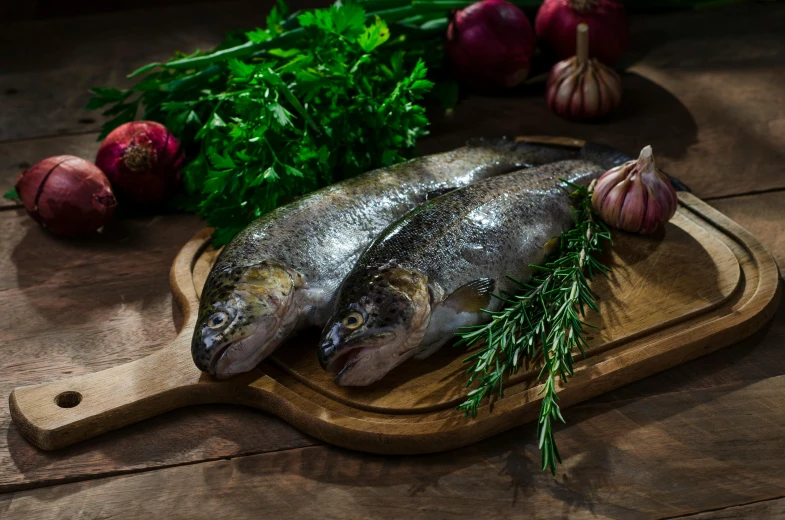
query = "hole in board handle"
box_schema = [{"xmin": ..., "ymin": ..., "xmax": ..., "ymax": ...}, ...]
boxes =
[{"xmin": 55, "ymin": 391, "xmax": 82, "ymax": 408}]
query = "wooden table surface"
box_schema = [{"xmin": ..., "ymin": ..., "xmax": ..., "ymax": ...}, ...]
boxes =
[{"xmin": 1, "ymin": 2, "xmax": 785, "ymax": 518}]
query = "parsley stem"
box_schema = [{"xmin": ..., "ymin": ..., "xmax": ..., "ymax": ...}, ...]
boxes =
[{"xmin": 164, "ymin": 29, "xmax": 307, "ymax": 71}]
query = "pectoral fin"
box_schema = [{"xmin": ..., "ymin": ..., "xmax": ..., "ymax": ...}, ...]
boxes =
[
  {"xmin": 543, "ymin": 237, "xmax": 560, "ymax": 257},
  {"xmin": 416, "ymin": 278, "xmax": 495, "ymax": 360},
  {"xmin": 443, "ymin": 278, "xmax": 495, "ymax": 313}
]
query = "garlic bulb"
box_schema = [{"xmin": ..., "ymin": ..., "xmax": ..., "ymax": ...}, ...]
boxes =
[
  {"xmin": 591, "ymin": 145, "xmax": 678, "ymax": 235},
  {"xmin": 546, "ymin": 23, "xmax": 622, "ymax": 121}
]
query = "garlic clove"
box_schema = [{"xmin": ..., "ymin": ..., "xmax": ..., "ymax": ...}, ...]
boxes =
[
  {"xmin": 591, "ymin": 164, "xmax": 627, "ymax": 207},
  {"xmin": 642, "ymin": 165, "xmax": 677, "ymax": 220},
  {"xmin": 552, "ymin": 64, "xmax": 579, "ymax": 114},
  {"xmin": 569, "ymin": 72, "xmax": 585, "ymax": 119},
  {"xmin": 618, "ymin": 174, "xmax": 647, "ymax": 233},
  {"xmin": 600, "ymin": 175, "xmax": 630, "ymax": 227},
  {"xmin": 596, "ymin": 65, "xmax": 622, "ymax": 112},
  {"xmin": 639, "ymin": 184, "xmax": 664, "ymax": 235},
  {"xmin": 591, "ymin": 145, "xmax": 678, "ymax": 235},
  {"xmin": 549, "ymin": 57, "xmax": 573, "ymax": 81},
  {"xmin": 582, "ymin": 66, "xmax": 601, "ymax": 119}
]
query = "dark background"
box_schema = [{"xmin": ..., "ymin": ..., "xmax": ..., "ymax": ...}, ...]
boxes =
[{"xmin": 2, "ymin": 0, "xmax": 325, "ymax": 22}]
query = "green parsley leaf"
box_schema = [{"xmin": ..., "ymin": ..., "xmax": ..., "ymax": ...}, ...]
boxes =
[
  {"xmin": 88, "ymin": 0, "xmax": 435, "ymax": 245},
  {"xmin": 358, "ymin": 17, "xmax": 391, "ymax": 52}
]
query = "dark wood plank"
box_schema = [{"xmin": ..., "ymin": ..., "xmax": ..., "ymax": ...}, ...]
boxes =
[
  {"xmin": 2, "ymin": 129, "xmax": 785, "ymax": 498},
  {"xmin": 675, "ymin": 498, "xmax": 785, "ymax": 519},
  {"xmin": 3, "ymin": 371, "xmax": 785, "ymax": 518},
  {"xmin": 1, "ymin": 1, "xmax": 785, "ymax": 512},
  {"xmin": 711, "ymin": 191, "xmax": 785, "ymax": 275},
  {"xmin": 2, "ymin": 199, "xmax": 785, "ymax": 502},
  {"xmin": 0, "ymin": 209, "xmax": 316, "ymax": 492},
  {"xmin": 0, "ymin": 1, "xmax": 270, "ymax": 140},
  {"xmin": 0, "ymin": 0, "xmax": 329, "ymax": 140}
]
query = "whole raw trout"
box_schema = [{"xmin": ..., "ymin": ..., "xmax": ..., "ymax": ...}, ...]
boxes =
[
  {"xmin": 318, "ymin": 157, "xmax": 610, "ymax": 386},
  {"xmin": 192, "ymin": 139, "xmax": 581, "ymax": 377}
]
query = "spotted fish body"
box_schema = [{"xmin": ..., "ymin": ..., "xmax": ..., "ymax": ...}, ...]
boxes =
[
  {"xmin": 319, "ymin": 157, "xmax": 608, "ymax": 386},
  {"xmin": 193, "ymin": 139, "xmax": 582, "ymax": 377}
]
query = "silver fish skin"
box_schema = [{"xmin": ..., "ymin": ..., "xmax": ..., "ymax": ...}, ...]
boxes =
[
  {"xmin": 319, "ymin": 159, "xmax": 606, "ymax": 386},
  {"xmin": 192, "ymin": 139, "xmax": 581, "ymax": 378}
]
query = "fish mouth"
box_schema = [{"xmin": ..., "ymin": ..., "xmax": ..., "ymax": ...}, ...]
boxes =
[
  {"xmin": 207, "ymin": 342, "xmax": 235, "ymax": 375},
  {"xmin": 325, "ymin": 317, "xmax": 431, "ymax": 387},
  {"xmin": 320, "ymin": 332, "xmax": 395, "ymax": 376},
  {"xmin": 209, "ymin": 325, "xmax": 289, "ymax": 379}
]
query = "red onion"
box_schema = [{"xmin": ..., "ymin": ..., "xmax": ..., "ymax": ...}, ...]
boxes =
[
  {"xmin": 95, "ymin": 121, "xmax": 184, "ymax": 205},
  {"xmin": 535, "ymin": 0, "xmax": 628, "ymax": 65},
  {"xmin": 16, "ymin": 156, "xmax": 117, "ymax": 237},
  {"xmin": 446, "ymin": 0, "xmax": 536, "ymax": 90}
]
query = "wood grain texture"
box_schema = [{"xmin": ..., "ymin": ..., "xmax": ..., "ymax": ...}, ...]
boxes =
[
  {"xmin": 2, "ymin": 2, "xmax": 785, "ymax": 517},
  {"xmin": 0, "ymin": 210, "xmax": 316, "ymax": 492},
  {"xmin": 1, "ymin": 159, "xmax": 783, "ymax": 502},
  {"xmin": 5, "ymin": 373, "xmax": 785, "ymax": 519},
  {"xmin": 8, "ymin": 154, "xmax": 781, "ymax": 459},
  {"xmin": 674, "ymin": 498, "xmax": 785, "ymax": 519},
  {"xmin": 0, "ymin": 0, "xmax": 327, "ymax": 141},
  {"xmin": 711, "ymin": 191, "xmax": 785, "ymax": 276},
  {"xmin": 0, "ymin": 2, "xmax": 266, "ymax": 140}
]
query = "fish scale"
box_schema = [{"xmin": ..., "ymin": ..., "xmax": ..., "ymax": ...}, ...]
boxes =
[
  {"xmin": 208, "ymin": 142, "xmax": 578, "ymax": 307},
  {"xmin": 351, "ymin": 160, "xmax": 604, "ymax": 303},
  {"xmin": 320, "ymin": 158, "xmax": 608, "ymax": 386},
  {"xmin": 193, "ymin": 138, "xmax": 581, "ymax": 377}
]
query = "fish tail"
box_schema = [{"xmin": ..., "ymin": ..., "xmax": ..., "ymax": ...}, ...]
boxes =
[{"xmin": 581, "ymin": 141, "xmax": 691, "ymax": 192}]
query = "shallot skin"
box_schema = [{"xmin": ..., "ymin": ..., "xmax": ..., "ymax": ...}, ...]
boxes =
[
  {"xmin": 96, "ymin": 121, "xmax": 184, "ymax": 205},
  {"xmin": 16, "ymin": 155, "xmax": 117, "ymax": 237}
]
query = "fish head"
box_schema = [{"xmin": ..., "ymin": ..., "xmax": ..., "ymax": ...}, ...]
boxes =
[
  {"xmin": 319, "ymin": 266, "xmax": 434, "ymax": 386},
  {"xmin": 192, "ymin": 260, "xmax": 303, "ymax": 378}
]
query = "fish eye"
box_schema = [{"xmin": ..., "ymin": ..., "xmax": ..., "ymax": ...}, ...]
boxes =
[
  {"xmin": 342, "ymin": 311, "xmax": 364, "ymax": 330},
  {"xmin": 207, "ymin": 311, "xmax": 228, "ymax": 329}
]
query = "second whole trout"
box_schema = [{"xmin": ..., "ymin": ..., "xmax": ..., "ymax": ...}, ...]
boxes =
[
  {"xmin": 192, "ymin": 139, "xmax": 581, "ymax": 378},
  {"xmin": 319, "ymin": 158, "xmax": 608, "ymax": 386}
]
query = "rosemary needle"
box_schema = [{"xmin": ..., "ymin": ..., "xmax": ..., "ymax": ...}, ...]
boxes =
[{"xmin": 455, "ymin": 181, "xmax": 612, "ymax": 475}]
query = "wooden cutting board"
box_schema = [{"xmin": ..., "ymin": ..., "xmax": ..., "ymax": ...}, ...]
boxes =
[{"xmin": 9, "ymin": 137, "xmax": 781, "ymax": 454}]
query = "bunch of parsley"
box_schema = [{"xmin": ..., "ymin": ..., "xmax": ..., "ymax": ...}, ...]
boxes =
[{"xmin": 89, "ymin": 1, "xmax": 435, "ymax": 244}]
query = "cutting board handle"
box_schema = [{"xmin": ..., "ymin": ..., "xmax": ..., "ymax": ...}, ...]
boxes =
[
  {"xmin": 9, "ymin": 230, "xmax": 222, "ymax": 450},
  {"xmin": 9, "ymin": 339, "xmax": 208, "ymax": 450}
]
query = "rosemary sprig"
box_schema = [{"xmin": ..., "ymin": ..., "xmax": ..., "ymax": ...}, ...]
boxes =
[{"xmin": 455, "ymin": 181, "xmax": 612, "ymax": 475}]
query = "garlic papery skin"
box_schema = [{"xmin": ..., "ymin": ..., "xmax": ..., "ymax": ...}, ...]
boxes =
[
  {"xmin": 591, "ymin": 145, "xmax": 678, "ymax": 235},
  {"xmin": 546, "ymin": 23, "xmax": 622, "ymax": 121}
]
